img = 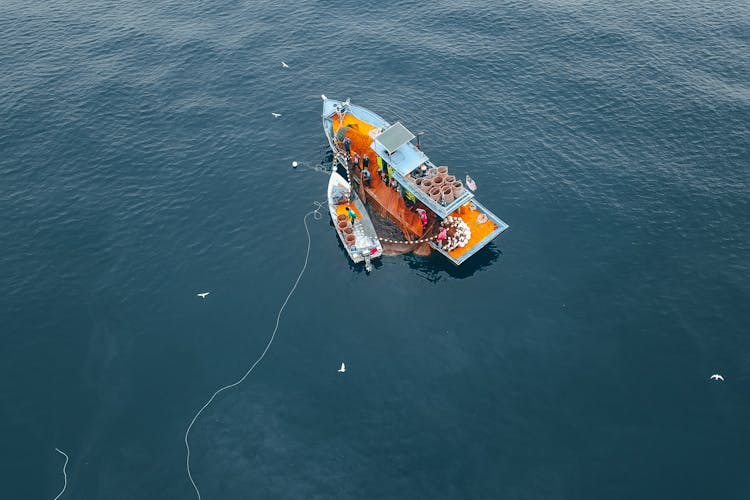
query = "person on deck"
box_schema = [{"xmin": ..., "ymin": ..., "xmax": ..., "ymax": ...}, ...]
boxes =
[
  {"xmin": 346, "ymin": 206, "xmax": 357, "ymax": 225},
  {"xmin": 387, "ymin": 165, "xmax": 395, "ymax": 188},
  {"xmin": 335, "ymin": 124, "xmax": 351, "ymax": 143},
  {"xmin": 343, "ymin": 137, "xmax": 352, "ymax": 158},
  {"xmin": 437, "ymin": 226, "xmax": 447, "ymax": 248},
  {"xmin": 377, "ymin": 157, "xmax": 386, "ymax": 184},
  {"xmin": 362, "ymin": 153, "xmax": 370, "ymax": 172},
  {"xmin": 362, "ymin": 167, "xmax": 371, "ymax": 187},
  {"xmin": 404, "ymin": 188, "xmax": 416, "ymax": 207},
  {"xmin": 352, "ymin": 152, "xmax": 360, "ymax": 169},
  {"xmin": 416, "ymin": 208, "xmax": 428, "ymax": 229}
]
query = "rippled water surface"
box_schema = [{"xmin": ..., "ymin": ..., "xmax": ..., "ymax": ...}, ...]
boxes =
[{"xmin": 2, "ymin": 1, "xmax": 749, "ymax": 498}]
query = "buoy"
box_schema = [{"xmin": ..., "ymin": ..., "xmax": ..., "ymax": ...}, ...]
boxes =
[{"xmin": 292, "ymin": 161, "xmax": 298, "ymax": 168}]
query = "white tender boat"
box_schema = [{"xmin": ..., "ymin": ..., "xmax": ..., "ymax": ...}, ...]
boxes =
[{"xmin": 327, "ymin": 169, "xmax": 383, "ymax": 272}]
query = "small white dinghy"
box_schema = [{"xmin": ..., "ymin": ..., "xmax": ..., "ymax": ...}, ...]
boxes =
[{"xmin": 327, "ymin": 169, "xmax": 382, "ymax": 272}]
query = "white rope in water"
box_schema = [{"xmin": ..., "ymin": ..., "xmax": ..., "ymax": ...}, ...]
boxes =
[
  {"xmin": 52, "ymin": 448, "xmax": 69, "ymax": 500},
  {"xmin": 184, "ymin": 201, "xmax": 323, "ymax": 500}
]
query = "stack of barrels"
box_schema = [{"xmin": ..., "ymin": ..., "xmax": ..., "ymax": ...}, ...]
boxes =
[
  {"xmin": 337, "ymin": 213, "xmax": 356, "ymax": 247},
  {"xmin": 415, "ymin": 166, "xmax": 464, "ymax": 205}
]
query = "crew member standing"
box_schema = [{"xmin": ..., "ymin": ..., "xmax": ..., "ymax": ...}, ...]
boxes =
[
  {"xmin": 416, "ymin": 208, "xmax": 428, "ymax": 229},
  {"xmin": 346, "ymin": 206, "xmax": 358, "ymax": 225},
  {"xmin": 362, "ymin": 167, "xmax": 371, "ymax": 187}
]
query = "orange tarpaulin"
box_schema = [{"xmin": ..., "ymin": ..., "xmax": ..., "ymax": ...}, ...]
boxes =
[
  {"xmin": 333, "ymin": 116, "xmax": 424, "ymax": 239},
  {"xmin": 335, "ymin": 203, "xmax": 361, "ymax": 219},
  {"xmin": 444, "ymin": 203, "xmax": 499, "ymax": 260}
]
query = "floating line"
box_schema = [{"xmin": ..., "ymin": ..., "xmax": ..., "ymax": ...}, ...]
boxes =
[
  {"xmin": 184, "ymin": 201, "xmax": 322, "ymax": 500},
  {"xmin": 53, "ymin": 448, "xmax": 69, "ymax": 500},
  {"xmin": 377, "ymin": 234, "xmax": 440, "ymax": 245}
]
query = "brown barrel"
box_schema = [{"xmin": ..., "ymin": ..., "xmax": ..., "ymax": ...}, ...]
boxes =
[{"xmin": 441, "ymin": 185, "xmax": 454, "ymax": 204}]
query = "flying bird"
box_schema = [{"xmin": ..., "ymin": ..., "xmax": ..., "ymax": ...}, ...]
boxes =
[
  {"xmin": 710, "ymin": 374, "xmax": 724, "ymax": 381},
  {"xmin": 465, "ymin": 175, "xmax": 477, "ymax": 192},
  {"xmin": 271, "ymin": 112, "xmax": 282, "ymax": 118},
  {"xmin": 197, "ymin": 292, "xmax": 210, "ymax": 298},
  {"xmin": 338, "ymin": 362, "xmax": 346, "ymax": 373},
  {"xmin": 281, "ymin": 61, "xmax": 289, "ymax": 68}
]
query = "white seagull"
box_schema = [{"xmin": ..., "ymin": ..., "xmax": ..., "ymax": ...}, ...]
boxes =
[
  {"xmin": 271, "ymin": 112, "xmax": 282, "ymax": 118},
  {"xmin": 197, "ymin": 292, "xmax": 210, "ymax": 298},
  {"xmin": 338, "ymin": 362, "xmax": 346, "ymax": 373},
  {"xmin": 710, "ymin": 374, "xmax": 724, "ymax": 381},
  {"xmin": 281, "ymin": 61, "xmax": 289, "ymax": 68}
]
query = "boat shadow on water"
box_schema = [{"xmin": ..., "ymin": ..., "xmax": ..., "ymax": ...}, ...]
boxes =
[{"xmin": 404, "ymin": 243, "xmax": 503, "ymax": 282}]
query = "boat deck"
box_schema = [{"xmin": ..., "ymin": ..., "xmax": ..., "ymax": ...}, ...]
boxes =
[
  {"xmin": 332, "ymin": 114, "xmax": 424, "ymax": 239},
  {"xmin": 429, "ymin": 200, "xmax": 509, "ymax": 264},
  {"xmin": 323, "ymin": 97, "xmax": 509, "ymax": 265}
]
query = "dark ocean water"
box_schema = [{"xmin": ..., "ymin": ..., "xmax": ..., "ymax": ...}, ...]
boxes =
[{"xmin": 2, "ymin": 1, "xmax": 749, "ymax": 498}]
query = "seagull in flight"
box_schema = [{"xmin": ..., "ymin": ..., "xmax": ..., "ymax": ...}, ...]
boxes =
[
  {"xmin": 710, "ymin": 374, "xmax": 724, "ymax": 381},
  {"xmin": 338, "ymin": 362, "xmax": 346, "ymax": 373},
  {"xmin": 271, "ymin": 112, "xmax": 282, "ymax": 118},
  {"xmin": 281, "ymin": 61, "xmax": 289, "ymax": 68},
  {"xmin": 197, "ymin": 292, "xmax": 210, "ymax": 298}
]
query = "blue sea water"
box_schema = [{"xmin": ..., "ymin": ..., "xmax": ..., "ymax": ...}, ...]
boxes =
[{"xmin": 1, "ymin": 0, "xmax": 749, "ymax": 498}]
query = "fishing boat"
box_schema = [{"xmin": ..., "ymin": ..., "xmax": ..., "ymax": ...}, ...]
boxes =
[
  {"xmin": 327, "ymin": 168, "xmax": 383, "ymax": 272},
  {"xmin": 321, "ymin": 95, "xmax": 508, "ymax": 265}
]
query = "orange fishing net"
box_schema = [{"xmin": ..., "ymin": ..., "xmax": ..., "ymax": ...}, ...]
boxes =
[{"xmin": 333, "ymin": 116, "xmax": 425, "ymax": 240}]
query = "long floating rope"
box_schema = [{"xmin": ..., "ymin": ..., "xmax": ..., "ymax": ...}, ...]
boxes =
[
  {"xmin": 52, "ymin": 448, "xmax": 69, "ymax": 500},
  {"xmin": 184, "ymin": 201, "xmax": 323, "ymax": 500}
]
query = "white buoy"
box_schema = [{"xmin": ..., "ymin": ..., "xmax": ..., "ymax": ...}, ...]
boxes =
[{"xmin": 292, "ymin": 161, "xmax": 298, "ymax": 168}]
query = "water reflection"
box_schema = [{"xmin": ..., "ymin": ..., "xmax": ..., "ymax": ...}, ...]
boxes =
[{"xmin": 405, "ymin": 243, "xmax": 503, "ymax": 282}]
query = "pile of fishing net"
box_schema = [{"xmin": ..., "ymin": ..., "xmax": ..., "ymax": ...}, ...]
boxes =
[{"xmin": 440, "ymin": 216, "xmax": 472, "ymax": 251}]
